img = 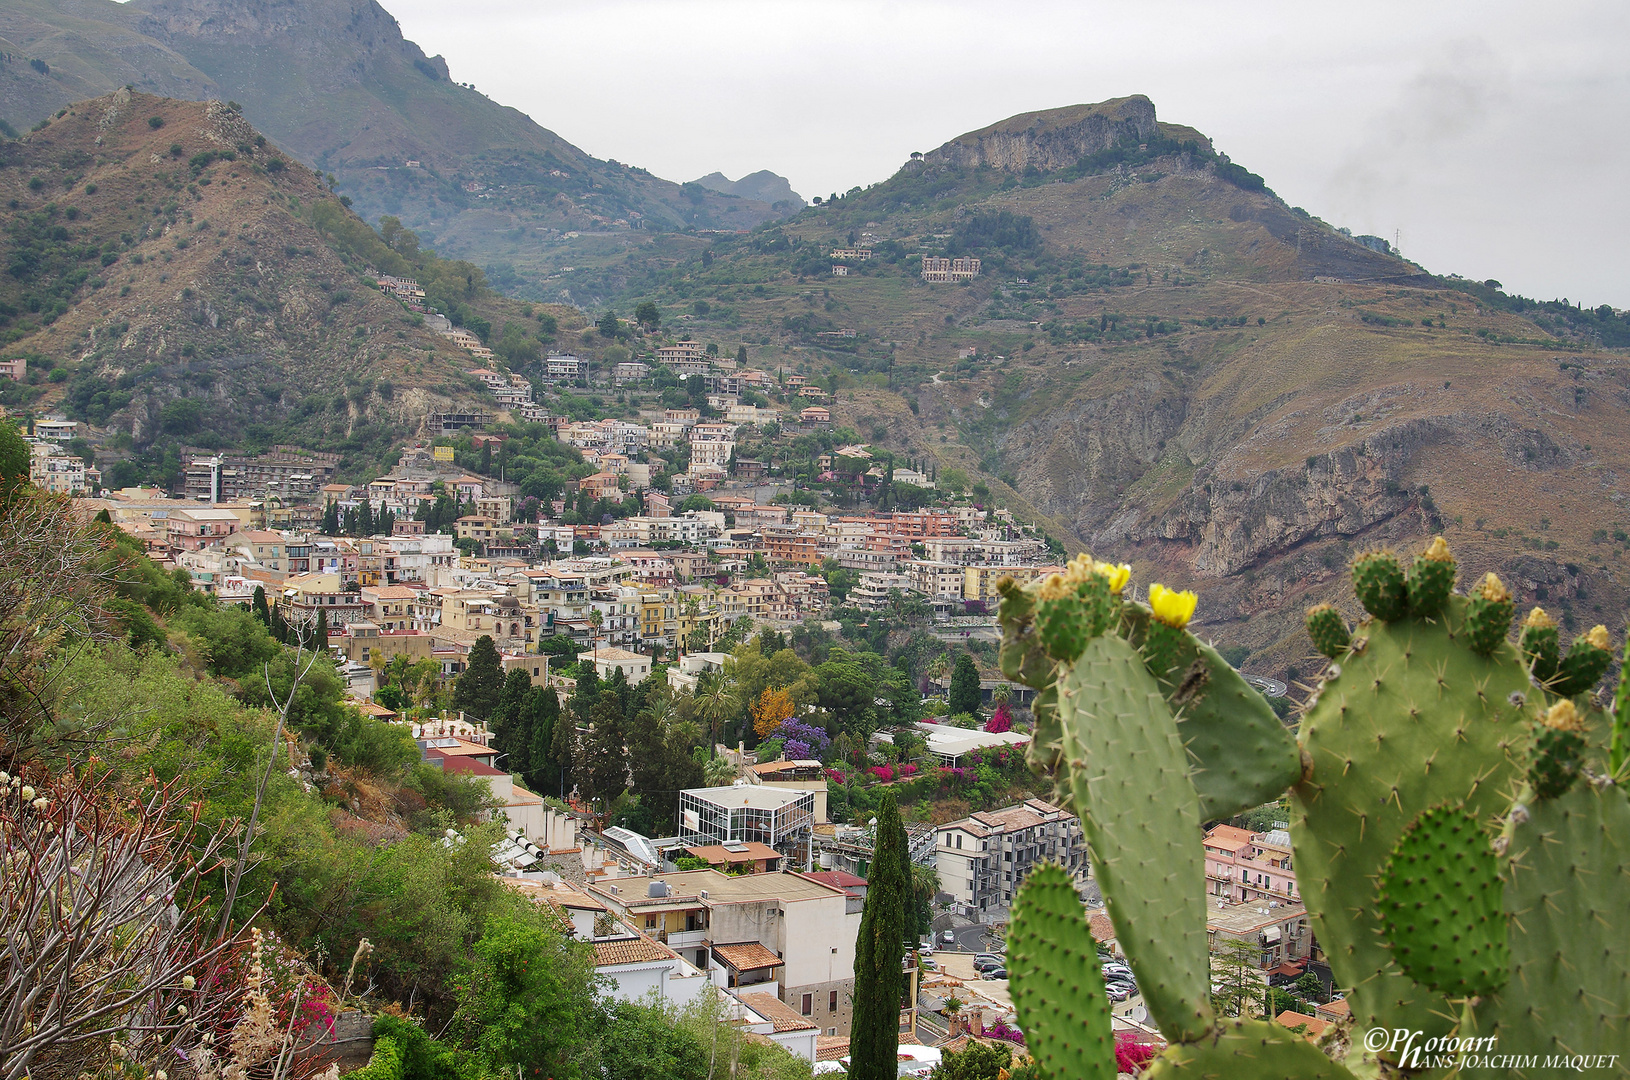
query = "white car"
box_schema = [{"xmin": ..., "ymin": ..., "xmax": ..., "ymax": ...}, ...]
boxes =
[{"xmin": 941, "ymin": 930, "xmax": 955, "ymax": 944}]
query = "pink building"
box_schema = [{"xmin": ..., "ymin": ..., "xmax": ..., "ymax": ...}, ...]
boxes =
[{"xmin": 1203, "ymin": 823, "xmax": 1298, "ymax": 905}]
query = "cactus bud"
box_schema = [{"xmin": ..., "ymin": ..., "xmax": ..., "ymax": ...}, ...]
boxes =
[
  {"xmin": 1463, "ymin": 573, "xmax": 1514, "ymax": 656},
  {"xmin": 1405, "ymin": 535, "xmax": 1457, "ymax": 618},
  {"xmin": 1305, "ymin": 603, "xmax": 1351, "ymax": 659},
  {"xmin": 1036, "ymin": 573, "xmax": 1091, "ymax": 663},
  {"xmin": 1554, "ymin": 626, "xmax": 1613, "ymax": 698},
  {"xmin": 1529, "ymin": 701, "xmax": 1586, "ymax": 799},
  {"xmin": 1520, "ymin": 608, "xmax": 1562, "ymax": 686},
  {"xmin": 1352, "ymin": 549, "xmax": 1408, "ymax": 621}
]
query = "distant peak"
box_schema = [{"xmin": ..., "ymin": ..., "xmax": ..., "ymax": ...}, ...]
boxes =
[
  {"xmin": 691, "ymin": 169, "xmax": 804, "ymax": 206},
  {"xmin": 919, "ymin": 95, "xmax": 1162, "ymax": 173}
]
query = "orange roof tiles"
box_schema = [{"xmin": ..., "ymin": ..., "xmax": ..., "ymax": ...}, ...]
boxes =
[
  {"xmin": 594, "ymin": 935, "xmax": 678, "ymax": 967},
  {"xmin": 713, "ymin": 941, "xmax": 784, "ymax": 972},
  {"xmin": 739, "ymin": 992, "xmax": 817, "ymax": 1033}
]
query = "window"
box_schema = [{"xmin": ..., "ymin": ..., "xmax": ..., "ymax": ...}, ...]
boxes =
[
  {"xmin": 800, "ymin": 993, "xmax": 813, "ymax": 1016},
  {"xmin": 829, "ymin": 990, "xmax": 839, "ymax": 1012}
]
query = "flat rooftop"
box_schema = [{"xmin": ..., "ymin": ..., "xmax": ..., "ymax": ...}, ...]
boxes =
[{"xmin": 682, "ymin": 785, "xmax": 814, "ymax": 811}]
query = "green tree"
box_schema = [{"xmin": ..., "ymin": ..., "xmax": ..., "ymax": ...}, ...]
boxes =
[
  {"xmin": 930, "ymin": 1039, "xmax": 1012, "ymax": 1080},
  {"xmin": 633, "ymin": 300, "xmax": 661, "ymax": 332},
  {"xmin": 452, "ymin": 635, "xmax": 504, "ymax": 721},
  {"xmin": 550, "ymin": 694, "xmax": 577, "ymax": 798},
  {"xmin": 851, "ymin": 791, "xmax": 909, "ymax": 1080},
  {"xmin": 524, "ymin": 685, "xmax": 561, "ymax": 794},
  {"xmin": 948, "ymin": 653, "xmax": 982, "ymax": 717},
  {"xmin": 322, "ymin": 499, "xmax": 340, "ymax": 535},
  {"xmin": 251, "ymin": 585, "xmax": 271, "ymax": 629},
  {"xmin": 598, "ymin": 310, "xmax": 619, "ymax": 338},
  {"xmin": 492, "ymin": 668, "xmax": 533, "ymax": 777},
  {"xmin": 453, "ymin": 911, "xmax": 602, "ymax": 1077},
  {"xmin": 694, "ymin": 672, "xmax": 739, "ymax": 759},
  {"xmin": 314, "ymin": 606, "xmax": 329, "ymax": 650},
  {"xmin": 579, "ymin": 696, "xmax": 628, "ymax": 811},
  {"xmin": 1209, "ymin": 937, "xmax": 1262, "ymax": 1017},
  {"xmin": 0, "ymin": 419, "xmax": 28, "ymax": 506},
  {"xmin": 626, "ymin": 689, "xmax": 704, "ymax": 830}
]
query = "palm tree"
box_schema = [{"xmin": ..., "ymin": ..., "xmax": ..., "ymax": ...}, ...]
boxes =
[
  {"xmin": 695, "ymin": 673, "xmax": 740, "ymax": 760},
  {"xmin": 927, "ymin": 651, "xmax": 952, "ymax": 693}
]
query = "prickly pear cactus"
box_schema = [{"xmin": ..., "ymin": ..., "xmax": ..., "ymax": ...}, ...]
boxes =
[
  {"xmin": 1292, "ymin": 577, "xmax": 1531, "ymax": 1051},
  {"xmin": 1144, "ymin": 1019, "xmax": 1360, "ymax": 1080},
  {"xmin": 1056, "ymin": 631, "xmax": 1214, "ymax": 1041},
  {"xmin": 1469, "ymin": 781, "xmax": 1630, "ymax": 1063},
  {"xmin": 1375, "ymin": 804, "xmax": 1508, "ymax": 997},
  {"xmin": 1305, "ymin": 603, "xmax": 1351, "ymax": 660},
  {"xmin": 1528, "ymin": 701, "xmax": 1588, "ymax": 800},
  {"xmin": 1007, "ymin": 864, "xmax": 1116, "ymax": 1080}
]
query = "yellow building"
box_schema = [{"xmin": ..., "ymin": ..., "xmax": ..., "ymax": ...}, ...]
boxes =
[{"xmin": 962, "ymin": 564, "xmax": 1064, "ymax": 604}]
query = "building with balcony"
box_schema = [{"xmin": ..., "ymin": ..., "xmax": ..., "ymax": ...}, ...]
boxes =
[
  {"xmin": 1207, "ymin": 900, "xmax": 1312, "ymax": 971},
  {"xmin": 679, "ymin": 785, "xmax": 816, "ymax": 869},
  {"xmin": 935, "ymin": 798, "xmax": 1087, "ymax": 916},
  {"xmin": 1203, "ymin": 823, "xmax": 1298, "ymax": 905}
]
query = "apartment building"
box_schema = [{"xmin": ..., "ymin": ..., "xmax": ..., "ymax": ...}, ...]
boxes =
[
  {"xmin": 588, "ymin": 869, "xmax": 860, "ymax": 1036},
  {"xmin": 28, "ymin": 440, "xmax": 91, "ymax": 494},
  {"xmin": 679, "ymin": 785, "xmax": 816, "ymax": 868},
  {"xmin": 1207, "ymin": 900, "xmax": 1312, "ymax": 971},
  {"xmin": 545, "ymin": 354, "xmax": 583, "ymax": 380},
  {"xmin": 1203, "ymin": 824, "xmax": 1299, "ymax": 905},
  {"xmin": 166, "ymin": 506, "xmax": 242, "ymax": 551},
  {"xmin": 935, "ymin": 799, "xmax": 1088, "ymax": 916},
  {"xmin": 921, "ymin": 255, "xmax": 981, "ymax": 282},
  {"xmin": 689, "ymin": 423, "xmax": 736, "ymax": 469}
]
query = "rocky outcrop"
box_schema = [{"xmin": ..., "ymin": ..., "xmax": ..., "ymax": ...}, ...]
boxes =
[{"xmin": 921, "ymin": 96, "xmax": 1158, "ymax": 173}]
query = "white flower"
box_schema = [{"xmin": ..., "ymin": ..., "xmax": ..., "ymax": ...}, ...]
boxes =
[
  {"xmin": 175, "ymin": 1005, "xmax": 187, "ymax": 1016},
  {"xmin": 156, "ymin": 1072, "xmax": 169, "ymax": 1080},
  {"xmin": 182, "ymin": 975, "xmax": 196, "ymax": 990},
  {"xmin": 19, "ymin": 786, "xmax": 34, "ymax": 801},
  {"xmin": 31, "ymin": 798, "xmax": 47, "ymax": 813}
]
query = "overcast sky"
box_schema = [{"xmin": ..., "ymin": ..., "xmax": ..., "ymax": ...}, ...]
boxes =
[{"xmin": 385, "ymin": 0, "xmax": 1630, "ymax": 307}]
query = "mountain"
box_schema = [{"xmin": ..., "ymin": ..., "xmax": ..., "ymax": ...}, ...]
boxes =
[
  {"xmin": 692, "ymin": 170, "xmax": 803, "ymax": 208},
  {"xmin": 582, "ymin": 96, "xmax": 1630, "ymax": 677},
  {"xmin": 0, "ymin": 0, "xmax": 799, "ymax": 298},
  {"xmin": 0, "ymin": 91, "xmax": 573, "ymax": 482}
]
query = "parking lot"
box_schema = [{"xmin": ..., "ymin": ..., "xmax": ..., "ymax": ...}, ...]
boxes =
[{"xmin": 930, "ymin": 948, "xmax": 1146, "ymax": 1021}]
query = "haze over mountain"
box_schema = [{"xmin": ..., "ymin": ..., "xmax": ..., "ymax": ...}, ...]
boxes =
[
  {"xmin": 0, "ymin": 0, "xmax": 800, "ymax": 299},
  {"xmin": 691, "ymin": 170, "xmax": 803, "ymax": 208}
]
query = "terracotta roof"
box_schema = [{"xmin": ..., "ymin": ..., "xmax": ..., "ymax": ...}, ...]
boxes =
[
  {"xmin": 1208, "ymin": 824, "xmax": 1256, "ymax": 844},
  {"xmin": 684, "ymin": 842, "xmax": 781, "ymax": 865},
  {"xmin": 1275, "ymin": 1011, "xmax": 1329, "ymax": 1040},
  {"xmin": 801, "ymin": 870, "xmax": 867, "ymax": 890},
  {"xmin": 739, "ymin": 992, "xmax": 817, "ymax": 1033},
  {"xmin": 712, "ymin": 941, "xmax": 784, "ymax": 972},
  {"xmin": 1317, "ymin": 998, "xmax": 1351, "ymax": 1021},
  {"xmin": 815, "ymin": 1035, "xmax": 850, "ymax": 1062},
  {"xmin": 431, "ymin": 753, "xmax": 505, "ymax": 777},
  {"xmin": 594, "ymin": 935, "xmax": 678, "ymax": 967},
  {"xmin": 1088, "ymin": 913, "xmax": 1117, "ymax": 944}
]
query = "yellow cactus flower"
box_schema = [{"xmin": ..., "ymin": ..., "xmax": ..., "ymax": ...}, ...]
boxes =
[
  {"xmin": 1036, "ymin": 573, "xmax": 1072, "ymax": 601},
  {"xmin": 1525, "ymin": 606, "xmax": 1556, "ymax": 630},
  {"xmin": 1094, "ymin": 561, "xmax": 1132, "ymax": 593},
  {"xmin": 1586, "ymin": 625, "xmax": 1611, "ymax": 651},
  {"xmin": 1542, "ymin": 699, "xmax": 1585, "ymax": 733},
  {"xmin": 1148, "ymin": 583, "xmax": 1198, "ymax": 629},
  {"xmin": 1422, "ymin": 535, "xmax": 1453, "ymax": 562},
  {"xmin": 1476, "ymin": 573, "xmax": 1510, "ymax": 603}
]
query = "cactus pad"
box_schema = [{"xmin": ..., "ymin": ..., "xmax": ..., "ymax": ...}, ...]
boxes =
[
  {"xmin": 1305, "ymin": 603, "xmax": 1351, "ymax": 660},
  {"xmin": 1376, "ymin": 803, "xmax": 1508, "ymax": 997},
  {"xmin": 1405, "ymin": 535, "xmax": 1458, "ymax": 618},
  {"xmin": 1291, "ymin": 595, "xmax": 1529, "ymax": 1049},
  {"xmin": 1352, "ymin": 549, "xmax": 1408, "ymax": 621},
  {"xmin": 1143, "ymin": 1019, "xmax": 1359, "ymax": 1079},
  {"xmin": 1036, "ymin": 593, "xmax": 1093, "ymax": 663},
  {"xmin": 1554, "ymin": 625, "xmax": 1613, "ymax": 698},
  {"xmin": 1056, "ymin": 632, "xmax": 1214, "ymax": 1042},
  {"xmin": 1462, "ymin": 573, "xmax": 1514, "ymax": 656},
  {"xmin": 1519, "ymin": 607, "xmax": 1561, "ymax": 687},
  {"xmin": 1007, "ymin": 863, "xmax": 1116, "ymax": 1080},
  {"xmin": 1121, "ymin": 603, "xmax": 1303, "ymax": 821},
  {"xmin": 1613, "ymin": 635, "xmax": 1630, "ymax": 777},
  {"xmin": 1469, "ymin": 783, "xmax": 1630, "ymax": 1064}
]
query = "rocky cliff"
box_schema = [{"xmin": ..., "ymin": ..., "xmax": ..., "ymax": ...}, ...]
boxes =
[{"xmin": 920, "ymin": 95, "xmax": 1158, "ymax": 173}]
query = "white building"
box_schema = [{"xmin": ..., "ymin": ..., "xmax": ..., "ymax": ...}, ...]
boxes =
[
  {"xmin": 936, "ymin": 798, "xmax": 1088, "ymax": 916},
  {"xmin": 577, "ymin": 646, "xmax": 652, "ymax": 683}
]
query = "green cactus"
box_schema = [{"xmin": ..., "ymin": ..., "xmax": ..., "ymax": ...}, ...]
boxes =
[
  {"xmin": 1352, "ymin": 548, "xmax": 1408, "ymax": 621},
  {"xmin": 1376, "ymin": 803, "xmax": 1508, "ymax": 997},
  {"xmin": 1007, "ymin": 863, "xmax": 1117, "ymax": 1080},
  {"xmin": 1613, "ymin": 634, "xmax": 1630, "ymax": 777},
  {"xmin": 1305, "ymin": 603, "xmax": 1350, "ymax": 660},
  {"xmin": 1527, "ymin": 701, "xmax": 1588, "ymax": 800},
  {"xmin": 1405, "ymin": 535, "xmax": 1457, "ymax": 618},
  {"xmin": 1055, "ymin": 632, "xmax": 1214, "ymax": 1042},
  {"xmin": 1469, "ymin": 782, "xmax": 1630, "ymax": 1064},
  {"xmin": 1462, "ymin": 572, "xmax": 1515, "ymax": 656},
  {"xmin": 1554, "ymin": 626, "xmax": 1613, "ymax": 697},
  {"xmin": 1291, "ymin": 592, "xmax": 1531, "ymax": 1052},
  {"xmin": 1519, "ymin": 606, "xmax": 1562, "ymax": 686},
  {"xmin": 1143, "ymin": 1019, "xmax": 1359, "ymax": 1079}
]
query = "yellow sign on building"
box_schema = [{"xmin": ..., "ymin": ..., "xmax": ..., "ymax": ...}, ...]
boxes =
[{"xmin": 433, "ymin": 445, "xmax": 455, "ymax": 462}]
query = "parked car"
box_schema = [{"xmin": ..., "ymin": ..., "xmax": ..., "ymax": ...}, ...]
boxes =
[
  {"xmin": 1101, "ymin": 962, "xmax": 1132, "ymax": 978},
  {"xmin": 974, "ymin": 960, "xmax": 1002, "ymax": 974},
  {"xmin": 983, "ymin": 968, "xmax": 1008, "ymax": 980},
  {"xmin": 974, "ymin": 953, "xmax": 1003, "ymax": 965},
  {"xmin": 1106, "ymin": 985, "xmax": 1133, "ymax": 1003}
]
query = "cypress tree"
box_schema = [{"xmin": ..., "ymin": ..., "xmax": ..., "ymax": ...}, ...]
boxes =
[
  {"xmin": 549, "ymin": 691, "xmax": 576, "ymax": 798},
  {"xmin": 452, "ymin": 634, "xmax": 505, "ymax": 721},
  {"xmin": 851, "ymin": 790, "xmax": 909, "ymax": 1080},
  {"xmin": 525, "ymin": 685, "xmax": 560, "ymax": 792},
  {"xmin": 313, "ymin": 607, "xmax": 329, "ymax": 651},
  {"xmin": 493, "ymin": 668, "xmax": 533, "ymax": 775},
  {"xmin": 948, "ymin": 652, "xmax": 982, "ymax": 717},
  {"xmin": 322, "ymin": 499, "xmax": 340, "ymax": 535},
  {"xmin": 251, "ymin": 586, "xmax": 271, "ymax": 629}
]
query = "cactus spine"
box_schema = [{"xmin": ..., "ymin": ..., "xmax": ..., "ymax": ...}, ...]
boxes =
[
  {"xmin": 1463, "ymin": 572, "xmax": 1514, "ymax": 656},
  {"xmin": 1405, "ymin": 534, "xmax": 1457, "ymax": 617},
  {"xmin": 1352, "ymin": 548, "xmax": 1408, "ymax": 621},
  {"xmin": 1304, "ymin": 603, "xmax": 1350, "ymax": 660}
]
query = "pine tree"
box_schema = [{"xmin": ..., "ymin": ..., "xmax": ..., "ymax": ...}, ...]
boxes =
[
  {"xmin": 948, "ymin": 652, "xmax": 982, "ymax": 717},
  {"xmin": 452, "ymin": 635, "xmax": 505, "ymax": 721},
  {"xmin": 270, "ymin": 604, "xmax": 290, "ymax": 645},
  {"xmin": 360, "ymin": 499, "xmax": 375, "ymax": 537},
  {"xmin": 579, "ymin": 696, "xmax": 628, "ymax": 810},
  {"xmin": 251, "ymin": 586, "xmax": 271, "ymax": 629},
  {"xmin": 851, "ymin": 791, "xmax": 909, "ymax": 1080},
  {"xmin": 322, "ymin": 499, "xmax": 340, "ymax": 535},
  {"xmin": 549, "ymin": 690, "xmax": 575, "ymax": 798}
]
